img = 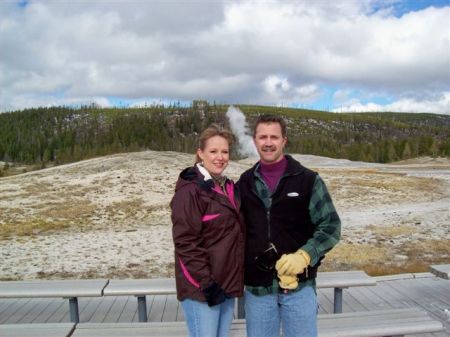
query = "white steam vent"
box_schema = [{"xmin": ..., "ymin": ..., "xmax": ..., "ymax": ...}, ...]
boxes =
[{"xmin": 226, "ymin": 106, "xmax": 258, "ymax": 158}]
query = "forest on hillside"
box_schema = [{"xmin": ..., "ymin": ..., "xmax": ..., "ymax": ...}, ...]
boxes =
[{"xmin": 1, "ymin": 101, "xmax": 449, "ymax": 176}]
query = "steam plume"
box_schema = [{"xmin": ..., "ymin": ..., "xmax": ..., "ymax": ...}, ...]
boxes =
[{"xmin": 226, "ymin": 106, "xmax": 258, "ymax": 158}]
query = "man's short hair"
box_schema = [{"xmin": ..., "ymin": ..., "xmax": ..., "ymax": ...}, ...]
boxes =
[{"xmin": 253, "ymin": 115, "xmax": 287, "ymax": 138}]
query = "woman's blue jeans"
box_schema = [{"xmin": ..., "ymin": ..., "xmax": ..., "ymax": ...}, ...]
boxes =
[
  {"xmin": 245, "ymin": 286, "xmax": 318, "ymax": 337},
  {"xmin": 181, "ymin": 297, "xmax": 235, "ymax": 337}
]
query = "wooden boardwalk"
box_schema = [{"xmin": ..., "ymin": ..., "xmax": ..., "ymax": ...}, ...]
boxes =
[{"xmin": 1, "ymin": 273, "xmax": 449, "ymax": 336}]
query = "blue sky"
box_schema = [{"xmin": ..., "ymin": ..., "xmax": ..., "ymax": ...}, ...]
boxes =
[
  {"xmin": 389, "ymin": 0, "xmax": 449, "ymax": 15},
  {"xmin": 0, "ymin": 0, "xmax": 449, "ymax": 114}
]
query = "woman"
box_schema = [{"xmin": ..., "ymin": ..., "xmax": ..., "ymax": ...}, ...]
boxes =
[{"xmin": 171, "ymin": 124, "xmax": 245, "ymax": 337}]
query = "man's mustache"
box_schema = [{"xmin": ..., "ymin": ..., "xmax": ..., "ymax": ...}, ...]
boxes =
[{"xmin": 262, "ymin": 145, "xmax": 276, "ymax": 151}]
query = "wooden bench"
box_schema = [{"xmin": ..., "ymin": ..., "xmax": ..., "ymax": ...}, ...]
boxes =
[
  {"xmin": 429, "ymin": 264, "xmax": 450, "ymax": 280},
  {"xmin": 71, "ymin": 307, "xmax": 443, "ymax": 337},
  {"xmin": 316, "ymin": 270, "xmax": 376, "ymax": 314},
  {"xmin": 316, "ymin": 308, "xmax": 444, "ymax": 337},
  {"xmin": 0, "ymin": 271, "xmax": 375, "ymax": 323},
  {"xmin": 103, "ymin": 271, "xmax": 375, "ymax": 321},
  {"xmin": 103, "ymin": 278, "xmax": 176, "ymax": 322},
  {"xmin": 0, "ymin": 323, "xmax": 75, "ymax": 337},
  {"xmin": 0, "ymin": 279, "xmax": 109, "ymax": 323}
]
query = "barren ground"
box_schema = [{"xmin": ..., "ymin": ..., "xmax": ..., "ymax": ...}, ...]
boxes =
[{"xmin": 1, "ymin": 151, "xmax": 449, "ymax": 280}]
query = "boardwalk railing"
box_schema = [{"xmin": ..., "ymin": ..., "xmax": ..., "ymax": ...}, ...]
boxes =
[{"xmin": 0, "ymin": 270, "xmax": 376, "ymax": 323}]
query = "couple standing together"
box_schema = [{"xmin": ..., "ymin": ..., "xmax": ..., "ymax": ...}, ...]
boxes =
[{"xmin": 171, "ymin": 115, "xmax": 341, "ymax": 337}]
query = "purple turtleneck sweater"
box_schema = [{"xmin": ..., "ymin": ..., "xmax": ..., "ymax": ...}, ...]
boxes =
[{"xmin": 259, "ymin": 156, "xmax": 288, "ymax": 193}]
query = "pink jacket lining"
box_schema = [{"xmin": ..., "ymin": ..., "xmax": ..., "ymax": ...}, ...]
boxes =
[
  {"xmin": 202, "ymin": 213, "xmax": 220, "ymax": 221},
  {"xmin": 178, "ymin": 257, "xmax": 200, "ymax": 288}
]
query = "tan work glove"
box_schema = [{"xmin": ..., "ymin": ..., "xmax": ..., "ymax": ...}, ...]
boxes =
[
  {"xmin": 278, "ymin": 274, "xmax": 298, "ymax": 290},
  {"xmin": 275, "ymin": 249, "xmax": 311, "ymax": 276}
]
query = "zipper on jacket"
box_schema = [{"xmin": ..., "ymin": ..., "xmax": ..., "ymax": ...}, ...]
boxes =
[{"xmin": 251, "ymin": 175, "xmax": 273, "ymax": 243}]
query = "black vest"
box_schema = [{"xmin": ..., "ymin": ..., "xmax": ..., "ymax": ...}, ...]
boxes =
[{"xmin": 238, "ymin": 155, "xmax": 319, "ymax": 287}]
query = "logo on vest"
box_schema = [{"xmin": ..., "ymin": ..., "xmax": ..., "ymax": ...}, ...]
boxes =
[{"xmin": 287, "ymin": 192, "xmax": 300, "ymax": 197}]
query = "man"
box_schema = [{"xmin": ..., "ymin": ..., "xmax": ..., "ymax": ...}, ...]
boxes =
[{"xmin": 237, "ymin": 115, "xmax": 341, "ymax": 337}]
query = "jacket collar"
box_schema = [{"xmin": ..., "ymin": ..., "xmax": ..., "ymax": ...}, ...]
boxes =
[{"xmin": 196, "ymin": 163, "xmax": 229, "ymax": 190}]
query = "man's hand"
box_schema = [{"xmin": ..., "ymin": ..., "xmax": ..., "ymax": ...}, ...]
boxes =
[
  {"xmin": 275, "ymin": 249, "xmax": 311, "ymax": 275},
  {"xmin": 278, "ymin": 274, "xmax": 298, "ymax": 290}
]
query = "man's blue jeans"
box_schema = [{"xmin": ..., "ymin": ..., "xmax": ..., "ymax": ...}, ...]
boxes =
[
  {"xmin": 181, "ymin": 297, "xmax": 235, "ymax": 337},
  {"xmin": 245, "ymin": 286, "xmax": 318, "ymax": 337}
]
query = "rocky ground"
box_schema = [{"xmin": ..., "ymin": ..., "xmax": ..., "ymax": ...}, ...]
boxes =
[{"xmin": 1, "ymin": 151, "xmax": 449, "ymax": 280}]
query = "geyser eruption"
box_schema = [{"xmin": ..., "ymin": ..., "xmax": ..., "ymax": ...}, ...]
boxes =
[{"xmin": 226, "ymin": 106, "xmax": 258, "ymax": 158}]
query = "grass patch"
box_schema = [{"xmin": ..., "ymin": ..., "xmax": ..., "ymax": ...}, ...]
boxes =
[
  {"xmin": 0, "ymin": 218, "xmax": 69, "ymax": 240},
  {"xmin": 322, "ymin": 239, "xmax": 450, "ymax": 276},
  {"xmin": 33, "ymin": 263, "xmax": 175, "ymax": 280},
  {"xmin": 322, "ymin": 243, "xmax": 389, "ymax": 272},
  {"xmin": 60, "ymin": 186, "xmax": 96, "ymax": 198},
  {"xmin": 40, "ymin": 199, "xmax": 96, "ymax": 221},
  {"xmin": 366, "ymin": 224, "xmax": 417, "ymax": 238},
  {"xmin": 23, "ymin": 182, "xmax": 53, "ymax": 194},
  {"xmin": 104, "ymin": 198, "xmax": 145, "ymax": 218},
  {"xmin": 322, "ymin": 169, "xmax": 445, "ymax": 203}
]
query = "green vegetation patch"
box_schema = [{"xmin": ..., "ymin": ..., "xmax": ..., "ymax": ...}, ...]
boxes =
[{"xmin": 1, "ymin": 104, "xmax": 449, "ymax": 174}]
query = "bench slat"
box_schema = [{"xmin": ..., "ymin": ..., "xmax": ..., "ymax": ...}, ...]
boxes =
[
  {"xmin": 429, "ymin": 264, "xmax": 450, "ymax": 280},
  {"xmin": 0, "ymin": 280, "xmax": 109, "ymax": 298},
  {"xmin": 0, "ymin": 271, "xmax": 375, "ymax": 299},
  {"xmin": 72, "ymin": 308, "xmax": 443, "ymax": 337},
  {"xmin": 73, "ymin": 322, "xmax": 246, "ymax": 337},
  {"xmin": 0, "ymin": 323, "xmax": 75, "ymax": 337},
  {"xmin": 103, "ymin": 279, "xmax": 176, "ymax": 296},
  {"xmin": 316, "ymin": 271, "xmax": 376, "ymax": 288},
  {"xmin": 102, "ymin": 271, "xmax": 375, "ymax": 297}
]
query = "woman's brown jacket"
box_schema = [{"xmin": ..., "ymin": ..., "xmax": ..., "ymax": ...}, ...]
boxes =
[{"xmin": 171, "ymin": 165, "xmax": 245, "ymax": 302}]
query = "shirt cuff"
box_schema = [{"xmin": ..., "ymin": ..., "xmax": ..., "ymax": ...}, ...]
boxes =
[{"xmin": 300, "ymin": 243, "xmax": 320, "ymax": 266}]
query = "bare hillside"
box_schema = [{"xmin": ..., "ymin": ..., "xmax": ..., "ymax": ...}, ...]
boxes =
[{"xmin": 1, "ymin": 151, "xmax": 449, "ymax": 279}]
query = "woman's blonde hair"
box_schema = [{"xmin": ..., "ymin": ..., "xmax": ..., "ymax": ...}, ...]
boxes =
[{"xmin": 195, "ymin": 124, "xmax": 234, "ymax": 163}]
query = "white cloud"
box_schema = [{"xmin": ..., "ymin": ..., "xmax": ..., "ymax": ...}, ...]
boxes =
[
  {"xmin": 334, "ymin": 92, "xmax": 450, "ymax": 114},
  {"xmin": 0, "ymin": 0, "xmax": 448, "ymax": 112},
  {"xmin": 295, "ymin": 84, "xmax": 321, "ymax": 101},
  {"xmin": 263, "ymin": 75, "xmax": 321, "ymax": 104},
  {"xmin": 263, "ymin": 75, "xmax": 291, "ymax": 96}
]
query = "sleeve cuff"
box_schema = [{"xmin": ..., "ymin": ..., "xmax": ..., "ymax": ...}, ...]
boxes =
[{"xmin": 301, "ymin": 243, "xmax": 320, "ymax": 266}]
